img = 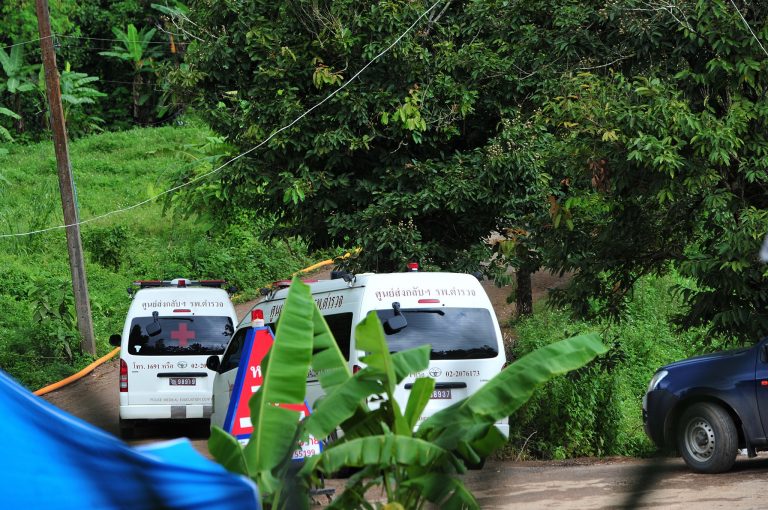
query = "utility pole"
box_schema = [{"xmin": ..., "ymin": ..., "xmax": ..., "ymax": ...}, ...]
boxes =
[{"xmin": 35, "ymin": 0, "xmax": 97, "ymax": 355}]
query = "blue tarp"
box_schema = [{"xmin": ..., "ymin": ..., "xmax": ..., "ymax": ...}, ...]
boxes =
[{"xmin": 0, "ymin": 369, "xmax": 260, "ymax": 509}]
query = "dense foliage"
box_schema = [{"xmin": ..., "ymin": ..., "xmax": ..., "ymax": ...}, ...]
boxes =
[
  {"xmin": 0, "ymin": 0, "xmax": 190, "ymax": 141},
  {"xmin": 508, "ymin": 273, "xmax": 728, "ymax": 459},
  {"xmin": 177, "ymin": 0, "xmax": 768, "ymax": 342},
  {"xmin": 172, "ymin": 0, "xmax": 560, "ymax": 274}
]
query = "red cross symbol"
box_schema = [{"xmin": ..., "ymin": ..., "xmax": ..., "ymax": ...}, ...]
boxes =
[{"xmin": 171, "ymin": 323, "xmax": 196, "ymax": 347}]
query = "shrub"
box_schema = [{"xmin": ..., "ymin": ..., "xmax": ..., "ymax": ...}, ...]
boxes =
[
  {"xmin": 83, "ymin": 225, "xmax": 131, "ymax": 271},
  {"xmin": 509, "ymin": 273, "xmax": 713, "ymax": 458}
]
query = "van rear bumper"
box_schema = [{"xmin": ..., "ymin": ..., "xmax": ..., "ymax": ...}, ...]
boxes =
[{"xmin": 119, "ymin": 404, "xmax": 212, "ymax": 420}]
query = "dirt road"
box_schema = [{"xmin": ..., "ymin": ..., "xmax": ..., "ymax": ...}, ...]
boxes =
[
  {"xmin": 43, "ymin": 270, "xmax": 768, "ymax": 508},
  {"xmin": 41, "ymin": 357, "xmax": 768, "ymax": 509},
  {"xmin": 461, "ymin": 455, "xmax": 768, "ymax": 509}
]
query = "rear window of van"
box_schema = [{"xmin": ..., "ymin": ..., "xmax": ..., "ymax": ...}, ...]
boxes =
[
  {"xmin": 375, "ymin": 307, "xmax": 498, "ymax": 359},
  {"xmin": 127, "ymin": 316, "xmax": 233, "ymax": 356}
]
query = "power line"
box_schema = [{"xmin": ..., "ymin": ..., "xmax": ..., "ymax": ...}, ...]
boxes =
[
  {"xmin": 55, "ymin": 34, "xmax": 189, "ymax": 46},
  {"xmin": 1, "ymin": 35, "xmax": 50, "ymax": 50},
  {"xmin": 728, "ymin": 0, "xmax": 768, "ymax": 58},
  {"xmin": 0, "ymin": 0, "xmax": 446, "ymax": 239},
  {"xmin": 1, "ymin": 33, "xmax": 187, "ymax": 52}
]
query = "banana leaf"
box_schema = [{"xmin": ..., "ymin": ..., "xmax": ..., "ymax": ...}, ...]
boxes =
[
  {"xmin": 355, "ymin": 312, "xmax": 398, "ymax": 394},
  {"xmin": 208, "ymin": 425, "xmax": 248, "ymax": 476},
  {"xmin": 300, "ymin": 434, "xmax": 460, "ymax": 477},
  {"xmin": 401, "ymin": 473, "xmax": 479, "ymax": 510},
  {"xmin": 306, "ymin": 313, "xmax": 429, "ymax": 437},
  {"xmin": 419, "ymin": 333, "xmax": 607, "ymax": 449},
  {"xmin": 310, "ymin": 305, "xmax": 351, "ymax": 392},
  {"xmin": 403, "ymin": 378, "xmax": 434, "ymax": 431}
]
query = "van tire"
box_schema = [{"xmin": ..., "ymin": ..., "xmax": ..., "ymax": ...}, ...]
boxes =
[
  {"xmin": 677, "ymin": 402, "xmax": 737, "ymax": 473},
  {"xmin": 119, "ymin": 418, "xmax": 136, "ymax": 440}
]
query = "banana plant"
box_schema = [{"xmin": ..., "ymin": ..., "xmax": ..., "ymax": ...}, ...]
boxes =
[
  {"xmin": 99, "ymin": 24, "xmax": 162, "ymax": 122},
  {"xmin": 0, "ymin": 106, "xmax": 21, "ymax": 142},
  {"xmin": 58, "ymin": 62, "xmax": 106, "ymax": 135},
  {"xmin": 209, "ymin": 278, "xmax": 607, "ymax": 509},
  {"xmin": 0, "ymin": 46, "xmax": 36, "ymax": 96},
  {"xmin": 0, "ymin": 45, "xmax": 37, "ymax": 135}
]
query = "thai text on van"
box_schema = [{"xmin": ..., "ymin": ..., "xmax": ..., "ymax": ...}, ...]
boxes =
[
  {"xmin": 140, "ymin": 299, "xmax": 227, "ymax": 311},
  {"xmin": 374, "ymin": 286, "xmax": 477, "ymax": 301},
  {"xmin": 267, "ymin": 294, "xmax": 344, "ymax": 322}
]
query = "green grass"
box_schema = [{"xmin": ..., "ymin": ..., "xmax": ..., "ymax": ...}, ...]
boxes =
[{"xmin": 0, "ymin": 119, "xmax": 316, "ymax": 389}]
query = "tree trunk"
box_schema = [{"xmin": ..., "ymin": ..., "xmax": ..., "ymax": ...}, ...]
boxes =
[
  {"xmin": 132, "ymin": 73, "xmax": 143, "ymax": 123},
  {"xmin": 516, "ymin": 268, "xmax": 533, "ymax": 317}
]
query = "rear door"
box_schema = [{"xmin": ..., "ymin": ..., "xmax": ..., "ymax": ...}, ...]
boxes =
[
  {"xmin": 375, "ymin": 306, "xmax": 504, "ymax": 429},
  {"xmin": 124, "ymin": 315, "xmax": 233, "ymax": 407}
]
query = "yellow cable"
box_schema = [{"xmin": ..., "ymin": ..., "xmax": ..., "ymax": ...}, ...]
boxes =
[{"xmin": 34, "ymin": 347, "xmax": 120, "ymax": 396}]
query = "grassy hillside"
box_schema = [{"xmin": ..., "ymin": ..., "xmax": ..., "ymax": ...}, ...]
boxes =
[{"xmin": 0, "ymin": 119, "xmax": 316, "ymax": 389}]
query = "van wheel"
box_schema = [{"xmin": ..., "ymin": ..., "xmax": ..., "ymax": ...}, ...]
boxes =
[
  {"xmin": 119, "ymin": 418, "xmax": 136, "ymax": 440},
  {"xmin": 677, "ymin": 403, "xmax": 737, "ymax": 473}
]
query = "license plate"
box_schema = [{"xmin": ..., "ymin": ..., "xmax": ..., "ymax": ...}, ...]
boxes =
[
  {"xmin": 430, "ymin": 389, "xmax": 451, "ymax": 399},
  {"xmin": 169, "ymin": 377, "xmax": 196, "ymax": 386}
]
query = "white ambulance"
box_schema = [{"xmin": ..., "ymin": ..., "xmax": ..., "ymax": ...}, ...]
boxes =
[
  {"xmin": 210, "ymin": 266, "xmax": 509, "ymax": 436},
  {"xmin": 109, "ymin": 278, "xmax": 237, "ymax": 438}
]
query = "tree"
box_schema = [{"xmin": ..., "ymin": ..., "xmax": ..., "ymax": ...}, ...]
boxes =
[
  {"xmin": 173, "ymin": 0, "xmax": 587, "ymax": 275},
  {"xmin": 178, "ymin": 0, "xmax": 768, "ymax": 341},
  {"xmin": 534, "ymin": 1, "xmax": 768, "ymax": 341}
]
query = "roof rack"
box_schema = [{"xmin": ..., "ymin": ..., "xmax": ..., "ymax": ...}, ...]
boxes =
[
  {"xmin": 132, "ymin": 279, "xmax": 228, "ymax": 289},
  {"xmin": 271, "ymin": 279, "xmax": 319, "ymax": 289}
]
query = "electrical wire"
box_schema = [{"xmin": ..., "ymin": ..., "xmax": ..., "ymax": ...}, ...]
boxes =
[
  {"xmin": 55, "ymin": 34, "xmax": 184, "ymax": 46},
  {"xmin": 0, "ymin": 0, "xmax": 445, "ymax": 239},
  {"xmin": 728, "ymin": 0, "xmax": 768, "ymax": 58},
  {"xmin": 1, "ymin": 35, "xmax": 51, "ymax": 50}
]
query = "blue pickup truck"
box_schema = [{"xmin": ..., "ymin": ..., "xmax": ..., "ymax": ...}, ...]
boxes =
[{"xmin": 643, "ymin": 339, "xmax": 768, "ymax": 473}]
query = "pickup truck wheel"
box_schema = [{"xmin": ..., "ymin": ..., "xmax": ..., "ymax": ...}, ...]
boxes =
[{"xmin": 677, "ymin": 402, "xmax": 737, "ymax": 473}]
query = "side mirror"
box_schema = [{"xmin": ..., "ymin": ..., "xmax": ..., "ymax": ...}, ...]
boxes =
[
  {"xmin": 206, "ymin": 355, "xmax": 221, "ymax": 372},
  {"xmin": 109, "ymin": 334, "xmax": 121, "ymax": 347}
]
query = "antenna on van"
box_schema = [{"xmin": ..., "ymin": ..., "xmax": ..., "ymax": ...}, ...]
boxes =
[{"xmin": 331, "ymin": 262, "xmax": 355, "ymax": 285}]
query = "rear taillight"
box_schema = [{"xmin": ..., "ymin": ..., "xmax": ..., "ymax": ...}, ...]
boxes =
[
  {"xmin": 119, "ymin": 358, "xmax": 128, "ymax": 392},
  {"xmin": 353, "ymin": 364, "xmax": 362, "ymax": 374}
]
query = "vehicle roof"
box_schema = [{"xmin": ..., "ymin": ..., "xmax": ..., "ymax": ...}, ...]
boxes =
[
  {"xmin": 133, "ymin": 286, "xmax": 231, "ymax": 297},
  {"xmin": 128, "ymin": 286, "xmax": 236, "ymax": 317},
  {"xmin": 268, "ymin": 272, "xmax": 484, "ymax": 298}
]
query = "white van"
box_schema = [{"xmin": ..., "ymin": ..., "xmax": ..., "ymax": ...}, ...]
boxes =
[
  {"xmin": 109, "ymin": 278, "xmax": 237, "ymax": 438},
  {"xmin": 210, "ymin": 268, "xmax": 509, "ymax": 436}
]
